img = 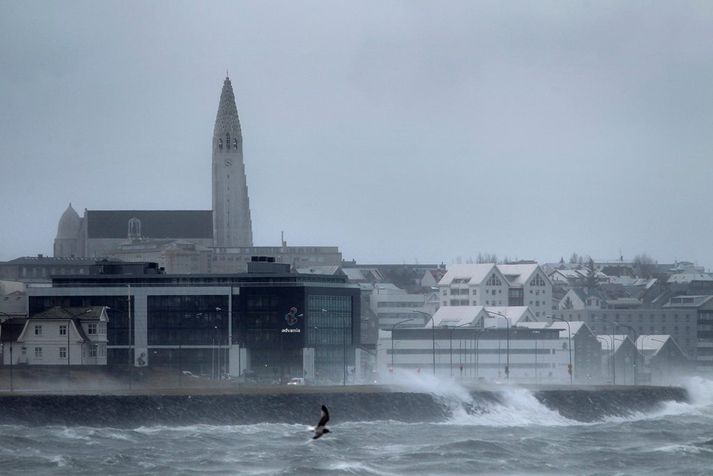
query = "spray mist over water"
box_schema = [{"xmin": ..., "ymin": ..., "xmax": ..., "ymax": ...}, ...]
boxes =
[
  {"xmin": 385, "ymin": 369, "xmax": 713, "ymax": 427},
  {"xmin": 386, "ymin": 369, "xmax": 575, "ymax": 426}
]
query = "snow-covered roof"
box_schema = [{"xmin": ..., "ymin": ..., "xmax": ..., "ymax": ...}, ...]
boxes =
[
  {"xmin": 667, "ymin": 273, "xmax": 713, "ymax": 284},
  {"xmin": 597, "ymin": 334, "xmax": 631, "ymax": 352},
  {"xmin": 517, "ymin": 321, "xmax": 587, "ymax": 338},
  {"xmin": 482, "ymin": 306, "xmax": 535, "ymax": 327},
  {"xmin": 429, "ymin": 306, "xmax": 486, "ymax": 327},
  {"xmin": 665, "ymin": 295, "xmax": 713, "ymax": 308},
  {"xmin": 439, "ymin": 264, "xmax": 496, "ymax": 286},
  {"xmin": 636, "ymin": 335, "xmax": 671, "ymax": 354},
  {"xmin": 373, "ymin": 283, "xmax": 407, "ymax": 294},
  {"xmin": 296, "ymin": 265, "xmax": 342, "ymax": 276},
  {"xmin": 343, "ymin": 268, "xmax": 366, "ymax": 281},
  {"xmin": 498, "ymin": 263, "xmax": 539, "ymax": 286}
]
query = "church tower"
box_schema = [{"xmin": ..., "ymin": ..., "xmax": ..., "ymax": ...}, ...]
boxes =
[{"xmin": 212, "ymin": 75, "xmax": 253, "ymax": 247}]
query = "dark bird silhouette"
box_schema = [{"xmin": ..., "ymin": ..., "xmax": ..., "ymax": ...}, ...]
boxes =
[{"xmin": 312, "ymin": 405, "xmax": 330, "ymax": 439}]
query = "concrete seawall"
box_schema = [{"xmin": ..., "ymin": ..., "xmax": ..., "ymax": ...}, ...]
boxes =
[{"xmin": 0, "ymin": 385, "xmax": 687, "ymax": 427}]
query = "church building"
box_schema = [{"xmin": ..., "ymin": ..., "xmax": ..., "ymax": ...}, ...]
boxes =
[{"xmin": 53, "ymin": 76, "xmax": 341, "ymax": 272}]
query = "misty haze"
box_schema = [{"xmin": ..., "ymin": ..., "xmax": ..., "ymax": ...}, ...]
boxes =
[{"xmin": 1, "ymin": 1, "xmax": 712, "ymax": 475}]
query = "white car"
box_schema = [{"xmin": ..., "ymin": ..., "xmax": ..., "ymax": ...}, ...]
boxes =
[{"xmin": 287, "ymin": 377, "xmax": 305, "ymax": 386}]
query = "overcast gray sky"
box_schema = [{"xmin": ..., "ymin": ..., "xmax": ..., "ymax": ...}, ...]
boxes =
[{"xmin": 1, "ymin": 1, "xmax": 712, "ymax": 268}]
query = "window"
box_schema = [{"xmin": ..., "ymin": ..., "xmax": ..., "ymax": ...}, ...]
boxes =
[
  {"xmin": 34, "ymin": 325, "xmax": 42, "ymax": 336},
  {"xmin": 486, "ymin": 274, "xmax": 502, "ymax": 286},
  {"xmin": 88, "ymin": 323, "xmax": 97, "ymax": 335},
  {"xmin": 34, "ymin": 347, "xmax": 42, "ymax": 359},
  {"xmin": 89, "ymin": 345, "xmax": 97, "ymax": 358},
  {"xmin": 59, "ymin": 347, "xmax": 67, "ymax": 359},
  {"xmin": 59, "ymin": 325, "xmax": 67, "ymax": 336}
]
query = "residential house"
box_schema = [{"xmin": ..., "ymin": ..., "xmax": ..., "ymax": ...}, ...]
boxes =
[{"xmin": 3, "ymin": 306, "xmax": 109, "ymax": 366}]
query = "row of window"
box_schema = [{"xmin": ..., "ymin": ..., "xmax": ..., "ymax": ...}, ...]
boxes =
[
  {"xmin": 444, "ymin": 288, "xmax": 506, "ymax": 296},
  {"xmin": 30, "ymin": 345, "xmax": 104, "ymax": 360},
  {"xmin": 33, "ymin": 323, "xmax": 105, "ymax": 336},
  {"xmin": 375, "ymin": 301, "xmax": 422, "ymax": 308}
]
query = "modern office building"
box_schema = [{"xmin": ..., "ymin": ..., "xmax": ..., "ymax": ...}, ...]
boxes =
[{"xmin": 27, "ymin": 259, "xmax": 361, "ymax": 384}]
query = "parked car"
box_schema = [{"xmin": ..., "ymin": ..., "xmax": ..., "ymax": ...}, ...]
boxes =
[{"xmin": 287, "ymin": 377, "xmax": 305, "ymax": 386}]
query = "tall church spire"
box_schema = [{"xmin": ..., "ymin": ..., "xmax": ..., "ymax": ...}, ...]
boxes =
[{"xmin": 212, "ymin": 75, "xmax": 253, "ymax": 247}]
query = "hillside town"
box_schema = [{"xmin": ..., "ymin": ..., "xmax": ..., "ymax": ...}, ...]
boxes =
[
  {"xmin": 0, "ymin": 75, "xmax": 708, "ymax": 389},
  {"xmin": 0, "ymin": 252, "xmax": 707, "ymax": 388}
]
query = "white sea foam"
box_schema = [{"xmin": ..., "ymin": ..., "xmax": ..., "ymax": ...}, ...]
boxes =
[
  {"xmin": 450, "ymin": 386, "xmax": 577, "ymax": 427},
  {"xmin": 679, "ymin": 376, "xmax": 713, "ymax": 408},
  {"xmin": 388, "ymin": 369, "xmax": 472, "ymax": 402},
  {"xmin": 386, "ymin": 369, "xmax": 577, "ymax": 427}
]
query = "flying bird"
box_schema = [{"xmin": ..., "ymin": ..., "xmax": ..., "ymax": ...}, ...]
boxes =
[{"xmin": 312, "ymin": 405, "xmax": 330, "ymax": 439}]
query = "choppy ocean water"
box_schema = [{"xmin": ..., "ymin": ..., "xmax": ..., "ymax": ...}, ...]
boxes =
[{"xmin": 1, "ymin": 377, "xmax": 712, "ymax": 475}]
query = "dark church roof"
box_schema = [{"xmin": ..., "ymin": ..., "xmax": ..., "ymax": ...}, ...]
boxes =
[{"xmin": 86, "ymin": 210, "xmax": 213, "ymax": 239}]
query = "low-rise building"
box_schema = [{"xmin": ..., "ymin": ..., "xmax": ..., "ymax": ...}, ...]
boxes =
[
  {"xmin": 636, "ymin": 335, "xmax": 689, "ymax": 383},
  {"xmin": 517, "ymin": 321, "xmax": 601, "ymax": 383},
  {"xmin": 555, "ymin": 307, "xmax": 698, "ymax": 360},
  {"xmin": 597, "ymin": 334, "xmax": 638, "ymax": 385},
  {"xmin": 377, "ymin": 306, "xmax": 573, "ymax": 384},
  {"xmin": 2, "ymin": 306, "xmax": 109, "ymax": 366}
]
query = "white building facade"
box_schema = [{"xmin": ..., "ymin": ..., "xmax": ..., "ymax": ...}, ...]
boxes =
[
  {"xmin": 439, "ymin": 263, "xmax": 553, "ymax": 318},
  {"xmin": 4, "ymin": 306, "xmax": 109, "ymax": 366}
]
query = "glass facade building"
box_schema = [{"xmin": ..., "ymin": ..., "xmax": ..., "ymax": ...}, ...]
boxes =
[{"xmin": 28, "ymin": 264, "xmax": 360, "ymax": 383}]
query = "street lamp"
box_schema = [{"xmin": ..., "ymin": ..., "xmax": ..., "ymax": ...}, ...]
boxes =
[
  {"xmin": 485, "ymin": 310, "xmax": 510, "ymax": 382},
  {"xmin": 646, "ymin": 337, "xmax": 667, "ymax": 382},
  {"xmin": 0, "ymin": 311, "xmax": 26, "ymax": 393},
  {"xmin": 391, "ymin": 318, "xmax": 417, "ymax": 370},
  {"xmin": 473, "ymin": 326, "xmax": 497, "ymax": 382},
  {"xmin": 600, "ymin": 318, "xmax": 638, "ymax": 385},
  {"xmin": 613, "ymin": 321, "xmax": 638, "ymax": 385},
  {"xmin": 402, "ymin": 310, "xmax": 436, "ymax": 375},
  {"xmin": 597, "ymin": 335, "xmax": 615, "ymax": 385},
  {"xmin": 548, "ymin": 315, "xmax": 573, "ymax": 384},
  {"xmin": 448, "ymin": 322, "xmax": 471, "ymax": 377}
]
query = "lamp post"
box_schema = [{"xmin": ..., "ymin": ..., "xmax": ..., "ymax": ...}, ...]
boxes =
[
  {"xmin": 597, "ymin": 335, "xmax": 615, "ymax": 385},
  {"xmin": 548, "ymin": 315, "xmax": 573, "ymax": 384},
  {"xmin": 485, "ymin": 310, "xmax": 510, "ymax": 382},
  {"xmin": 600, "ymin": 318, "xmax": 637, "ymax": 385},
  {"xmin": 613, "ymin": 322, "xmax": 638, "ymax": 385},
  {"xmin": 448, "ymin": 323, "xmax": 471, "ymax": 378},
  {"xmin": 473, "ymin": 326, "xmax": 497, "ymax": 382},
  {"xmin": 0, "ymin": 311, "xmax": 25, "ymax": 393},
  {"xmin": 403, "ymin": 310, "xmax": 436, "ymax": 376},
  {"xmin": 391, "ymin": 318, "xmax": 417, "ymax": 370},
  {"xmin": 647, "ymin": 337, "xmax": 667, "ymax": 382},
  {"xmin": 127, "ymin": 284, "xmax": 132, "ymax": 389}
]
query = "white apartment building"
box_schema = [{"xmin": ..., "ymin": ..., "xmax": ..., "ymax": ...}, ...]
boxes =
[
  {"xmin": 439, "ymin": 263, "xmax": 553, "ymax": 318},
  {"xmin": 3, "ymin": 306, "xmax": 109, "ymax": 366}
]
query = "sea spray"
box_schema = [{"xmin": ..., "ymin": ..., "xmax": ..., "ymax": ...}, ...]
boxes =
[{"xmin": 385, "ymin": 368, "xmax": 576, "ymax": 426}]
